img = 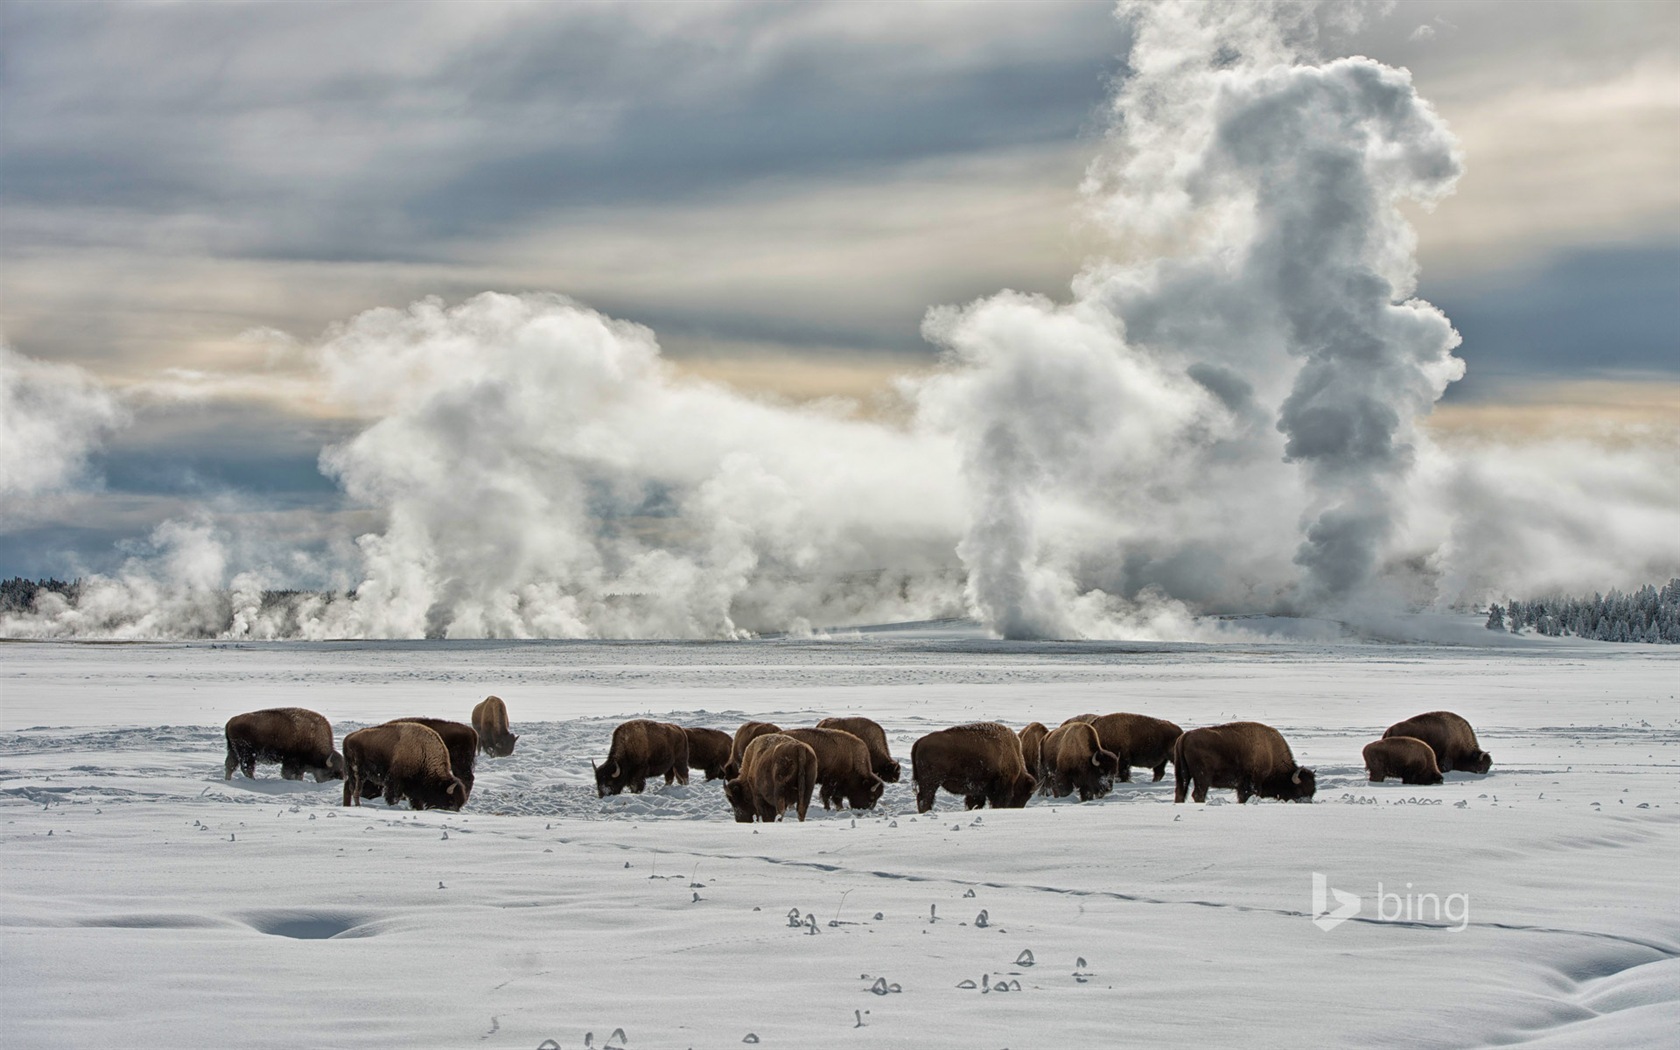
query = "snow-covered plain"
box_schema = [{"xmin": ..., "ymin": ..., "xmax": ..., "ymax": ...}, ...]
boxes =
[{"xmin": 2, "ymin": 623, "xmax": 1677, "ymax": 1049}]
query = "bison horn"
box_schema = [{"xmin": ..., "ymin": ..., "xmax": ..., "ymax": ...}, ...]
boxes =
[
  {"xmin": 1291, "ymin": 769, "xmax": 1303, "ymax": 784},
  {"xmin": 590, "ymin": 758, "xmax": 599, "ymax": 773},
  {"xmin": 609, "ymin": 760, "xmax": 620, "ymax": 778}
]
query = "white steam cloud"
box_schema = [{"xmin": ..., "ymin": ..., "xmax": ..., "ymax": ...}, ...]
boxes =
[
  {"xmin": 0, "ymin": 343, "xmax": 124, "ymax": 509},
  {"xmin": 3, "ymin": 1, "xmax": 1676, "ymax": 641}
]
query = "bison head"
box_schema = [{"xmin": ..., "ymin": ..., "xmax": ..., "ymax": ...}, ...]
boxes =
[
  {"xmin": 856, "ymin": 774, "xmax": 885, "ymax": 810},
  {"xmin": 1284, "ymin": 766, "xmax": 1317, "ymax": 802},
  {"xmin": 1004, "ymin": 772, "xmax": 1036, "ymax": 809},
  {"xmin": 881, "ymin": 759, "xmax": 903, "ymax": 784},
  {"xmin": 1469, "ymin": 750, "xmax": 1493, "ymax": 775},
  {"xmin": 593, "ymin": 758, "xmax": 629, "ymax": 798},
  {"xmin": 722, "ymin": 779, "xmax": 755, "ymax": 823},
  {"xmin": 316, "ymin": 751, "xmax": 346, "ymax": 783}
]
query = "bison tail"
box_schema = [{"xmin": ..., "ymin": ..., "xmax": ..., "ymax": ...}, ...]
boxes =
[
  {"xmin": 1172, "ymin": 735, "xmax": 1189, "ymax": 804},
  {"xmin": 796, "ymin": 757, "xmax": 814, "ymax": 822}
]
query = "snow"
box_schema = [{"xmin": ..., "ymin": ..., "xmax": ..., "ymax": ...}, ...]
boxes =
[{"xmin": 2, "ymin": 623, "xmax": 1677, "ymax": 1048}]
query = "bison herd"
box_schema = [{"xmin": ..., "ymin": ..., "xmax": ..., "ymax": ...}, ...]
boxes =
[{"xmin": 221, "ymin": 699, "xmax": 1494, "ymax": 820}]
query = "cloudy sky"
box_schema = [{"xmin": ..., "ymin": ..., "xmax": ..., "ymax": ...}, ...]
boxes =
[{"xmin": 2, "ymin": 0, "xmax": 1677, "ymax": 586}]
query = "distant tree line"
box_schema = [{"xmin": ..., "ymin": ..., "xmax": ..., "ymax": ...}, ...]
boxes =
[
  {"xmin": 1486, "ymin": 578, "xmax": 1680, "ymax": 643},
  {"xmin": 0, "ymin": 577, "xmax": 81, "ymax": 613}
]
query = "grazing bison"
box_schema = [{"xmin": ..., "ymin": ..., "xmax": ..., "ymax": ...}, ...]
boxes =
[
  {"xmin": 1067, "ymin": 712, "xmax": 1183, "ymax": 782},
  {"xmin": 816, "ymin": 716, "xmax": 902, "ymax": 783},
  {"xmin": 1173, "ymin": 722, "xmax": 1315, "ymax": 804},
  {"xmin": 782, "ymin": 727, "xmax": 886, "ymax": 811},
  {"xmin": 1383, "ymin": 711, "xmax": 1492, "ymax": 774},
  {"xmin": 594, "ymin": 720, "xmax": 690, "ymax": 797},
  {"xmin": 470, "ymin": 696, "xmax": 518, "ymax": 757},
  {"xmin": 224, "ymin": 707, "xmax": 344, "ymax": 783},
  {"xmin": 359, "ymin": 718, "xmax": 478, "ymax": 801},
  {"xmin": 1041, "ymin": 721, "xmax": 1121, "ymax": 802},
  {"xmin": 911, "ymin": 722, "xmax": 1036, "ymax": 813},
  {"xmin": 725, "ymin": 721, "xmax": 782, "ymax": 779},
  {"xmin": 724, "ymin": 733, "xmax": 817, "ymax": 823},
  {"xmin": 1363, "ymin": 736, "xmax": 1444, "ymax": 785},
  {"xmin": 1018, "ymin": 722, "xmax": 1049, "ymax": 788},
  {"xmin": 683, "ymin": 727, "xmax": 734, "ymax": 781},
  {"xmin": 342, "ymin": 723, "xmax": 466, "ymax": 811}
]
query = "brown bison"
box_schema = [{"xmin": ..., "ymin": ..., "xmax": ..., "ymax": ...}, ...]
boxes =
[
  {"xmin": 1173, "ymin": 722, "xmax": 1315, "ymax": 804},
  {"xmin": 342, "ymin": 722, "xmax": 466, "ymax": 811},
  {"xmin": 782, "ymin": 727, "xmax": 886, "ymax": 810},
  {"xmin": 594, "ymin": 720, "xmax": 690, "ymax": 797},
  {"xmin": 470, "ymin": 695, "xmax": 518, "ymax": 757},
  {"xmin": 816, "ymin": 716, "xmax": 902, "ymax": 783},
  {"xmin": 1041, "ymin": 721, "xmax": 1121, "ymax": 802},
  {"xmin": 911, "ymin": 722, "xmax": 1036, "ymax": 813},
  {"xmin": 683, "ymin": 727, "xmax": 734, "ymax": 781},
  {"xmin": 725, "ymin": 721, "xmax": 782, "ymax": 779},
  {"xmin": 359, "ymin": 718, "xmax": 478, "ymax": 801},
  {"xmin": 224, "ymin": 707, "xmax": 344, "ymax": 783},
  {"xmin": 1018, "ymin": 722, "xmax": 1049, "ymax": 787},
  {"xmin": 724, "ymin": 733, "xmax": 817, "ymax": 823},
  {"xmin": 1066, "ymin": 712, "xmax": 1183, "ymax": 782},
  {"xmin": 1383, "ymin": 711, "xmax": 1492, "ymax": 774},
  {"xmin": 1363, "ymin": 736, "xmax": 1444, "ymax": 785}
]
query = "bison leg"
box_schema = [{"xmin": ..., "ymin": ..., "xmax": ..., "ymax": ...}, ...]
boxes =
[
  {"xmin": 1190, "ymin": 776, "xmax": 1209, "ymax": 804},
  {"xmin": 224, "ymin": 747, "xmax": 238, "ymax": 780},
  {"xmin": 914, "ymin": 779, "xmax": 936, "ymax": 814},
  {"xmin": 1151, "ymin": 762, "xmax": 1167, "ymax": 782},
  {"xmin": 280, "ymin": 760, "xmax": 302, "ymax": 781},
  {"xmin": 1235, "ymin": 778, "xmax": 1253, "ymax": 804}
]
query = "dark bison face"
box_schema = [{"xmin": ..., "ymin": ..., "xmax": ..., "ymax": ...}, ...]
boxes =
[
  {"xmin": 882, "ymin": 760, "xmax": 902, "ymax": 784},
  {"xmin": 412, "ymin": 776, "xmax": 467, "ymax": 811},
  {"xmin": 723, "ymin": 780, "xmax": 755, "ymax": 823},
  {"xmin": 1469, "ymin": 750, "xmax": 1492, "ymax": 775},
  {"xmin": 594, "ymin": 759, "xmax": 630, "ymax": 798},
  {"xmin": 857, "ymin": 775, "xmax": 885, "ymax": 810},
  {"xmin": 1093, "ymin": 749, "xmax": 1121, "ymax": 776},
  {"xmin": 1284, "ymin": 767, "xmax": 1316, "ymax": 802},
  {"xmin": 316, "ymin": 752, "xmax": 346, "ymax": 782}
]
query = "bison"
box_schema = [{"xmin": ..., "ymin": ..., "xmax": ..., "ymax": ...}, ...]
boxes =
[
  {"xmin": 470, "ymin": 695, "xmax": 518, "ymax": 757},
  {"xmin": 1066, "ymin": 712, "xmax": 1183, "ymax": 782},
  {"xmin": 1173, "ymin": 722, "xmax": 1315, "ymax": 804},
  {"xmin": 1041, "ymin": 721, "xmax": 1121, "ymax": 802},
  {"xmin": 911, "ymin": 722, "xmax": 1036, "ymax": 813},
  {"xmin": 816, "ymin": 716, "xmax": 902, "ymax": 783},
  {"xmin": 359, "ymin": 718, "xmax": 478, "ymax": 801},
  {"xmin": 342, "ymin": 722, "xmax": 466, "ymax": 811},
  {"xmin": 1383, "ymin": 711, "xmax": 1492, "ymax": 774},
  {"xmin": 1362, "ymin": 736, "xmax": 1444, "ymax": 785},
  {"xmin": 725, "ymin": 721, "xmax": 782, "ymax": 780},
  {"xmin": 223, "ymin": 707, "xmax": 344, "ymax": 783},
  {"xmin": 594, "ymin": 720, "xmax": 690, "ymax": 797},
  {"xmin": 782, "ymin": 727, "xmax": 885, "ymax": 810},
  {"xmin": 683, "ymin": 727, "xmax": 734, "ymax": 781},
  {"xmin": 724, "ymin": 733, "xmax": 817, "ymax": 823},
  {"xmin": 1018, "ymin": 722, "xmax": 1049, "ymax": 788}
]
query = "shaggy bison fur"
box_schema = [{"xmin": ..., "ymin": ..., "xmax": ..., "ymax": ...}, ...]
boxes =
[
  {"xmin": 1018, "ymin": 722, "xmax": 1049, "ymax": 789},
  {"xmin": 1383, "ymin": 711, "xmax": 1492, "ymax": 774},
  {"xmin": 1067, "ymin": 712, "xmax": 1183, "ymax": 782},
  {"xmin": 724, "ymin": 733, "xmax": 817, "ymax": 823},
  {"xmin": 342, "ymin": 722, "xmax": 467, "ymax": 811},
  {"xmin": 359, "ymin": 718, "xmax": 478, "ymax": 801},
  {"xmin": 594, "ymin": 720, "xmax": 690, "ymax": 797},
  {"xmin": 725, "ymin": 721, "xmax": 782, "ymax": 779},
  {"xmin": 782, "ymin": 727, "xmax": 886, "ymax": 810},
  {"xmin": 816, "ymin": 716, "xmax": 901, "ymax": 783},
  {"xmin": 683, "ymin": 727, "xmax": 734, "ymax": 781},
  {"xmin": 1041, "ymin": 721, "xmax": 1121, "ymax": 802},
  {"xmin": 224, "ymin": 707, "xmax": 344, "ymax": 783},
  {"xmin": 1363, "ymin": 736, "xmax": 1445, "ymax": 785},
  {"xmin": 911, "ymin": 722, "xmax": 1036, "ymax": 813},
  {"xmin": 1173, "ymin": 722, "xmax": 1315, "ymax": 804},
  {"xmin": 470, "ymin": 695, "xmax": 518, "ymax": 757}
]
